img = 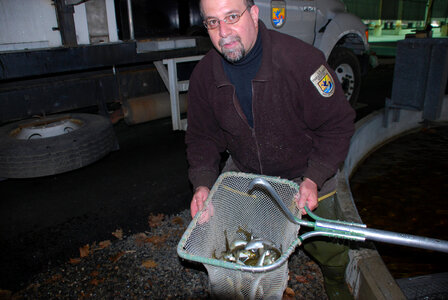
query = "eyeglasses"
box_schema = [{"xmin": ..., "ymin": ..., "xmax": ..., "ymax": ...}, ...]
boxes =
[{"xmin": 203, "ymin": 7, "xmax": 250, "ymax": 29}]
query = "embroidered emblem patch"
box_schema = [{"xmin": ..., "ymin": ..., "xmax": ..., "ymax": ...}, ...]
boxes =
[
  {"xmin": 271, "ymin": 1, "xmax": 286, "ymax": 28},
  {"xmin": 310, "ymin": 65, "xmax": 335, "ymax": 97}
]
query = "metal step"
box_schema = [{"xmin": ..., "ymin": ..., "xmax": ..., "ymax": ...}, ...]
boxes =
[{"xmin": 396, "ymin": 272, "xmax": 448, "ymax": 300}]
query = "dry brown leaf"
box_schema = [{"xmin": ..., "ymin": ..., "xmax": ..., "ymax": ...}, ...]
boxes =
[
  {"xmin": 145, "ymin": 235, "xmax": 167, "ymax": 247},
  {"xmin": 282, "ymin": 287, "xmax": 295, "ymax": 299},
  {"xmin": 0, "ymin": 289, "xmax": 13, "ymax": 300},
  {"xmin": 174, "ymin": 229, "xmax": 185, "ymax": 239},
  {"xmin": 295, "ymin": 274, "xmax": 308, "ymax": 283},
  {"xmin": 134, "ymin": 233, "xmax": 148, "ymax": 247},
  {"xmin": 90, "ymin": 270, "xmax": 99, "ymax": 277},
  {"xmin": 44, "ymin": 273, "xmax": 63, "ymax": 284},
  {"xmin": 90, "ymin": 278, "xmax": 99, "ymax": 286},
  {"xmin": 148, "ymin": 213, "xmax": 164, "ymax": 228},
  {"xmin": 89, "ymin": 278, "xmax": 104, "ymax": 286},
  {"xmin": 79, "ymin": 244, "xmax": 90, "ymax": 258},
  {"xmin": 0, "ymin": 289, "xmax": 12, "ymax": 299},
  {"xmin": 305, "ymin": 261, "xmax": 315, "ymax": 267},
  {"xmin": 79, "ymin": 290, "xmax": 94, "ymax": 299},
  {"xmin": 171, "ymin": 216, "xmax": 184, "ymax": 226},
  {"xmin": 25, "ymin": 282, "xmax": 40, "ymax": 292},
  {"xmin": 141, "ymin": 259, "xmax": 158, "ymax": 269},
  {"xmin": 109, "ymin": 251, "xmax": 125, "ymax": 263},
  {"xmin": 306, "ymin": 273, "xmax": 315, "ymax": 281},
  {"xmin": 69, "ymin": 258, "xmax": 81, "ymax": 264},
  {"xmin": 112, "ymin": 228, "xmax": 123, "ymax": 240},
  {"xmin": 98, "ymin": 240, "xmax": 111, "ymax": 249}
]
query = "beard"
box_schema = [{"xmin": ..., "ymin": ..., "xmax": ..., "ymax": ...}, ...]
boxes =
[{"xmin": 219, "ymin": 36, "xmax": 246, "ymax": 63}]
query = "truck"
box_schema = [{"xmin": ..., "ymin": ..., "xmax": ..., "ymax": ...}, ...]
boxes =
[{"xmin": 0, "ymin": 0, "xmax": 370, "ymax": 178}]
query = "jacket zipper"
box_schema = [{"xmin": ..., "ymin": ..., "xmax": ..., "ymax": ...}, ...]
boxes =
[{"xmin": 251, "ymin": 80, "xmax": 263, "ymax": 174}]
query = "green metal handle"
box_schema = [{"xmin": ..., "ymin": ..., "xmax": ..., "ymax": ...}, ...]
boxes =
[{"xmin": 249, "ymin": 177, "xmax": 448, "ymax": 253}]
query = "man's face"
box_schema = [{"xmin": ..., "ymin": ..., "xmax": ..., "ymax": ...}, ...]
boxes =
[{"xmin": 201, "ymin": 0, "xmax": 259, "ymax": 63}]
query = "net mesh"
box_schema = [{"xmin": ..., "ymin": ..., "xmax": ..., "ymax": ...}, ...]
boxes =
[{"xmin": 178, "ymin": 172, "xmax": 302, "ymax": 300}]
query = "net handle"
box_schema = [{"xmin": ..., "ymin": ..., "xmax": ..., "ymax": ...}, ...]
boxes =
[
  {"xmin": 248, "ymin": 178, "xmax": 363, "ymax": 229},
  {"xmin": 250, "ymin": 177, "xmax": 448, "ymax": 253}
]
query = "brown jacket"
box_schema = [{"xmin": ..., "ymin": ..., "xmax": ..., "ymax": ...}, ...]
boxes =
[{"xmin": 186, "ymin": 21, "xmax": 355, "ymax": 190}]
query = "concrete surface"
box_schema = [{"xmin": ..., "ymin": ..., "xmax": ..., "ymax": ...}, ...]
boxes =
[{"xmin": 339, "ymin": 95, "xmax": 448, "ymax": 299}]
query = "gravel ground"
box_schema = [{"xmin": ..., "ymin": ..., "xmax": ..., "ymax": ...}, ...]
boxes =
[{"xmin": 6, "ymin": 210, "xmax": 327, "ymax": 299}]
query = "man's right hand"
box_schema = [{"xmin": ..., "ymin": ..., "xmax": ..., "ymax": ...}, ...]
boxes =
[{"xmin": 190, "ymin": 186, "xmax": 210, "ymax": 218}]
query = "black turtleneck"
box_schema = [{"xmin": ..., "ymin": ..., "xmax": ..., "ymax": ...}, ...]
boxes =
[{"xmin": 222, "ymin": 30, "xmax": 263, "ymax": 127}]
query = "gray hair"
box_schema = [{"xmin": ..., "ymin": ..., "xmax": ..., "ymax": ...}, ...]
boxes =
[{"xmin": 200, "ymin": 0, "xmax": 255, "ymax": 18}]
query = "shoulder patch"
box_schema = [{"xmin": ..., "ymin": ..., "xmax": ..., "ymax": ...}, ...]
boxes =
[
  {"xmin": 271, "ymin": 1, "xmax": 286, "ymax": 28},
  {"xmin": 310, "ymin": 65, "xmax": 335, "ymax": 98}
]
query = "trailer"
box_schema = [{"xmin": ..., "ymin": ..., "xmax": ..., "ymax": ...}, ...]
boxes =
[{"xmin": 0, "ymin": 0, "xmax": 370, "ymax": 178}]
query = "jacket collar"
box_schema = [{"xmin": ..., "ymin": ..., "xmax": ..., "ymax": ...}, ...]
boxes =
[{"xmin": 212, "ymin": 20, "xmax": 272, "ymax": 87}]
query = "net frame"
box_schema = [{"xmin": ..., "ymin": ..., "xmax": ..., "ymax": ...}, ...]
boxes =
[{"xmin": 177, "ymin": 172, "xmax": 304, "ymax": 299}]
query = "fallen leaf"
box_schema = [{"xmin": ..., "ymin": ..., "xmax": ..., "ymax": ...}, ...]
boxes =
[
  {"xmin": 134, "ymin": 233, "xmax": 148, "ymax": 247},
  {"xmin": 112, "ymin": 229, "xmax": 123, "ymax": 240},
  {"xmin": 25, "ymin": 283, "xmax": 40, "ymax": 291},
  {"xmin": 79, "ymin": 291, "xmax": 94, "ymax": 298},
  {"xmin": 175, "ymin": 228, "xmax": 184, "ymax": 237},
  {"xmin": 142, "ymin": 259, "xmax": 158, "ymax": 268},
  {"xmin": 147, "ymin": 279, "xmax": 153, "ymax": 287},
  {"xmin": 283, "ymin": 287, "xmax": 295, "ymax": 299},
  {"xmin": 109, "ymin": 251, "xmax": 125, "ymax": 263},
  {"xmin": 148, "ymin": 213, "xmax": 164, "ymax": 228},
  {"xmin": 98, "ymin": 240, "xmax": 111, "ymax": 249},
  {"xmin": 0, "ymin": 289, "xmax": 12, "ymax": 299},
  {"xmin": 295, "ymin": 274, "xmax": 308, "ymax": 283},
  {"xmin": 306, "ymin": 273, "xmax": 315, "ymax": 281},
  {"xmin": 145, "ymin": 235, "xmax": 167, "ymax": 247},
  {"xmin": 44, "ymin": 273, "xmax": 63, "ymax": 284},
  {"xmin": 79, "ymin": 244, "xmax": 90, "ymax": 258},
  {"xmin": 90, "ymin": 270, "xmax": 99, "ymax": 277},
  {"xmin": 89, "ymin": 278, "xmax": 104, "ymax": 286},
  {"xmin": 69, "ymin": 258, "xmax": 81, "ymax": 264},
  {"xmin": 171, "ymin": 216, "xmax": 184, "ymax": 226}
]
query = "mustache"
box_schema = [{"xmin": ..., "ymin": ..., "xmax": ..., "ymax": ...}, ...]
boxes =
[{"xmin": 219, "ymin": 36, "xmax": 242, "ymax": 47}]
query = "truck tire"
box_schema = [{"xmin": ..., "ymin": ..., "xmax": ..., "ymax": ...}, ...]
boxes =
[
  {"xmin": 328, "ymin": 47, "xmax": 361, "ymax": 107},
  {"xmin": 0, "ymin": 113, "xmax": 116, "ymax": 178}
]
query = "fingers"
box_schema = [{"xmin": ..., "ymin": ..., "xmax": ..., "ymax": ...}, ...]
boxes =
[
  {"xmin": 190, "ymin": 186, "xmax": 210, "ymax": 219},
  {"xmin": 190, "ymin": 198, "xmax": 199, "ymax": 218},
  {"xmin": 190, "ymin": 196, "xmax": 205, "ymax": 218},
  {"xmin": 297, "ymin": 192, "xmax": 311, "ymax": 215},
  {"xmin": 299, "ymin": 192, "xmax": 318, "ymax": 215},
  {"xmin": 297, "ymin": 178, "xmax": 318, "ymax": 215},
  {"xmin": 294, "ymin": 192, "xmax": 305, "ymax": 213},
  {"xmin": 198, "ymin": 202, "xmax": 214, "ymax": 224}
]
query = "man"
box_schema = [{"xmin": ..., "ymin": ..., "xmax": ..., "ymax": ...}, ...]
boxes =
[{"xmin": 185, "ymin": 0, "xmax": 355, "ymax": 298}]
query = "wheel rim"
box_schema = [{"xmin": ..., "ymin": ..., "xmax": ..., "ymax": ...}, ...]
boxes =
[
  {"xmin": 10, "ymin": 117, "xmax": 83, "ymax": 140},
  {"xmin": 334, "ymin": 63, "xmax": 355, "ymax": 101}
]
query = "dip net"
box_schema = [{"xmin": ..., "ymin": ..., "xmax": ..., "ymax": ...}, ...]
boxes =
[{"xmin": 177, "ymin": 172, "xmax": 302, "ymax": 299}]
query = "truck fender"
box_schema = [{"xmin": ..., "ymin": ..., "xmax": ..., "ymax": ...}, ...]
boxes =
[{"xmin": 315, "ymin": 12, "xmax": 368, "ymax": 59}]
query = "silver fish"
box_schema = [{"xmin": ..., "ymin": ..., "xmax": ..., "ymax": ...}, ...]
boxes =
[
  {"xmin": 256, "ymin": 249, "xmax": 269, "ymax": 266},
  {"xmin": 230, "ymin": 239, "xmax": 247, "ymax": 252},
  {"xmin": 245, "ymin": 238, "xmax": 276, "ymax": 251},
  {"xmin": 214, "ymin": 228, "xmax": 282, "ymax": 267}
]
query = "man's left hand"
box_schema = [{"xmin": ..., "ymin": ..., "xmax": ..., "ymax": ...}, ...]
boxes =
[{"xmin": 295, "ymin": 177, "xmax": 318, "ymax": 215}]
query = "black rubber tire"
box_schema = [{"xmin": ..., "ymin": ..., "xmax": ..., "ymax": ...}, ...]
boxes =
[
  {"xmin": 0, "ymin": 113, "xmax": 116, "ymax": 178},
  {"xmin": 328, "ymin": 47, "xmax": 362, "ymax": 108}
]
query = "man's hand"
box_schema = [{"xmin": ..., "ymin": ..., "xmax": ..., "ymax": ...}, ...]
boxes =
[
  {"xmin": 295, "ymin": 178, "xmax": 318, "ymax": 215},
  {"xmin": 190, "ymin": 186, "xmax": 213, "ymax": 223}
]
